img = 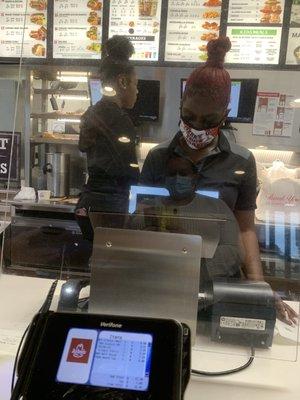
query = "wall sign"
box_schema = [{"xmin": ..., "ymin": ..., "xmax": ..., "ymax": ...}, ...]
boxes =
[
  {"xmin": 109, "ymin": 0, "xmax": 162, "ymax": 61},
  {"xmin": 0, "ymin": 132, "xmax": 20, "ymax": 182},
  {"xmin": 53, "ymin": 0, "xmax": 103, "ymax": 59}
]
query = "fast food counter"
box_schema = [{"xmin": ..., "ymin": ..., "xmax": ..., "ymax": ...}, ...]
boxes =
[{"xmin": 0, "ymin": 274, "xmax": 299, "ymax": 400}]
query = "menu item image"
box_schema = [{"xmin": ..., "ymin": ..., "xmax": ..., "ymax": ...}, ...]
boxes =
[
  {"xmin": 30, "ymin": 26, "xmax": 47, "ymax": 41},
  {"xmin": 30, "ymin": 13, "xmax": 46, "ymax": 25},
  {"xmin": 260, "ymin": 0, "xmax": 282, "ymax": 23},
  {"xmin": 30, "ymin": 0, "xmax": 47, "ymax": 11},
  {"xmin": 32, "ymin": 43, "xmax": 45, "ymax": 56},
  {"xmin": 203, "ymin": 0, "xmax": 222, "ymax": 6},
  {"xmin": 291, "ymin": 0, "xmax": 300, "ymax": 26},
  {"xmin": 87, "ymin": 0, "xmax": 102, "ymax": 11}
]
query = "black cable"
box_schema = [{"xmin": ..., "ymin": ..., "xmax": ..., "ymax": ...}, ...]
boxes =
[
  {"xmin": 192, "ymin": 347, "xmax": 255, "ymax": 377},
  {"xmin": 11, "ymin": 280, "xmax": 58, "ymax": 394},
  {"xmin": 10, "ymin": 324, "xmax": 30, "ymax": 393}
]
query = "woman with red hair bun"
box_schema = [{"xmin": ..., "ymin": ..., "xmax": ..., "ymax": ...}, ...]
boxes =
[{"xmin": 141, "ymin": 36, "xmax": 297, "ymax": 324}]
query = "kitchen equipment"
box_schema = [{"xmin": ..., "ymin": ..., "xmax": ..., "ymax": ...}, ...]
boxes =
[{"xmin": 43, "ymin": 153, "xmax": 70, "ymax": 197}]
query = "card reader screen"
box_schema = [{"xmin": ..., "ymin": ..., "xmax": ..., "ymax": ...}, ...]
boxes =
[{"xmin": 56, "ymin": 328, "xmax": 153, "ymax": 392}]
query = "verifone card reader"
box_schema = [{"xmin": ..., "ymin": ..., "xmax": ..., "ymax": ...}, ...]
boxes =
[{"xmin": 12, "ymin": 312, "xmax": 191, "ymax": 400}]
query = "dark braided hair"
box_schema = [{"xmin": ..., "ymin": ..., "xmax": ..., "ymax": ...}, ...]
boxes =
[{"xmin": 184, "ymin": 37, "xmax": 232, "ymax": 110}]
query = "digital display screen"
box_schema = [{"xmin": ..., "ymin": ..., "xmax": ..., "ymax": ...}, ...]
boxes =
[
  {"xmin": 89, "ymin": 79, "xmax": 103, "ymax": 106},
  {"xmin": 228, "ymin": 81, "xmax": 241, "ymax": 119},
  {"xmin": 56, "ymin": 328, "xmax": 153, "ymax": 392}
]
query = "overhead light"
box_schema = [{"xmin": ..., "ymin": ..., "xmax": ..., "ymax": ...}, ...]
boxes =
[
  {"xmin": 234, "ymin": 170, "xmax": 245, "ymax": 175},
  {"xmin": 290, "ymin": 98, "xmax": 300, "ymax": 108},
  {"xmin": 294, "ymin": 98, "xmax": 300, "ymax": 103},
  {"xmin": 58, "ymin": 76, "xmax": 88, "ymax": 83},
  {"xmin": 102, "ymin": 86, "xmax": 116, "ymax": 97},
  {"xmin": 58, "ymin": 95, "xmax": 90, "ymax": 100},
  {"xmin": 130, "ymin": 163, "xmax": 139, "ymax": 168},
  {"xmin": 118, "ymin": 136, "xmax": 130, "ymax": 143},
  {"xmin": 255, "ymin": 145, "xmax": 268, "ymax": 150},
  {"xmin": 58, "ymin": 118, "xmax": 81, "ymax": 123}
]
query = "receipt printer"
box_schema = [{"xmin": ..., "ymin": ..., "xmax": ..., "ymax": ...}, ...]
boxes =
[
  {"xmin": 13, "ymin": 312, "xmax": 191, "ymax": 400},
  {"xmin": 209, "ymin": 280, "xmax": 276, "ymax": 348}
]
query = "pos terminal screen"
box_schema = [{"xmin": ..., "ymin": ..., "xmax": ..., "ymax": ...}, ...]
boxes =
[{"xmin": 56, "ymin": 328, "xmax": 153, "ymax": 392}]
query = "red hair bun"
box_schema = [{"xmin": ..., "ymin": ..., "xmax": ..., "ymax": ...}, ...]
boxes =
[{"xmin": 206, "ymin": 37, "xmax": 231, "ymax": 68}]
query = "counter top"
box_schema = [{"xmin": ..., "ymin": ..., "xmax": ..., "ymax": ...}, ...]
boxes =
[
  {"xmin": 7, "ymin": 199, "xmax": 77, "ymax": 213},
  {"xmin": 0, "ymin": 274, "xmax": 299, "ymax": 400}
]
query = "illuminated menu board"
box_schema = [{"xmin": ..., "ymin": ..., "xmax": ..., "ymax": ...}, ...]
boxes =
[
  {"xmin": 0, "ymin": 0, "xmax": 47, "ymax": 58},
  {"xmin": 165, "ymin": 0, "xmax": 222, "ymax": 62},
  {"xmin": 228, "ymin": 0, "xmax": 285, "ymax": 24},
  {"xmin": 109, "ymin": 0, "xmax": 162, "ymax": 61},
  {"xmin": 286, "ymin": 0, "xmax": 300, "ymax": 65},
  {"xmin": 226, "ymin": 1, "xmax": 284, "ymax": 64},
  {"xmin": 226, "ymin": 27, "xmax": 282, "ymax": 64},
  {"xmin": 53, "ymin": 0, "xmax": 102, "ymax": 59}
]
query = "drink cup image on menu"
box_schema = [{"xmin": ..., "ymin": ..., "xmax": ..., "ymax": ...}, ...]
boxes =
[{"xmin": 139, "ymin": 0, "xmax": 158, "ymax": 17}]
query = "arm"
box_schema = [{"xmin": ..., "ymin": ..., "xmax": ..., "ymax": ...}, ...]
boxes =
[
  {"xmin": 234, "ymin": 210, "xmax": 264, "ymax": 281},
  {"xmin": 235, "ymin": 210, "xmax": 298, "ymax": 325}
]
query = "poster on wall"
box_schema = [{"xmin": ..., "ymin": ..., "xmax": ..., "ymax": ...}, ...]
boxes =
[
  {"xmin": 0, "ymin": 132, "xmax": 20, "ymax": 182},
  {"xmin": 253, "ymin": 92, "xmax": 295, "ymax": 137},
  {"xmin": 228, "ymin": 0, "xmax": 285, "ymax": 24},
  {"xmin": 0, "ymin": 0, "xmax": 47, "ymax": 58},
  {"xmin": 165, "ymin": 0, "xmax": 222, "ymax": 62},
  {"xmin": 286, "ymin": 28, "xmax": 300, "ymax": 65},
  {"xmin": 226, "ymin": 27, "xmax": 282, "ymax": 64},
  {"xmin": 53, "ymin": 0, "xmax": 102, "ymax": 59},
  {"xmin": 109, "ymin": 0, "xmax": 162, "ymax": 62}
]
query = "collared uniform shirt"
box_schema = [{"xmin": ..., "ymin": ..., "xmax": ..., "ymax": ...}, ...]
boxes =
[{"xmin": 140, "ymin": 131, "xmax": 257, "ymax": 212}]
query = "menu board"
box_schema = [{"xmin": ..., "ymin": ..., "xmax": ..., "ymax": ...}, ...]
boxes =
[
  {"xmin": 53, "ymin": 0, "xmax": 102, "ymax": 59},
  {"xmin": 286, "ymin": 1, "xmax": 300, "ymax": 65},
  {"xmin": 228, "ymin": 0, "xmax": 285, "ymax": 24},
  {"xmin": 0, "ymin": 0, "xmax": 47, "ymax": 58},
  {"xmin": 109, "ymin": 0, "xmax": 162, "ymax": 61},
  {"xmin": 226, "ymin": 27, "xmax": 282, "ymax": 64},
  {"xmin": 165, "ymin": 0, "xmax": 222, "ymax": 62}
]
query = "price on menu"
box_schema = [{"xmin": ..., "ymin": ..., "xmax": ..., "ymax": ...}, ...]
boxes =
[
  {"xmin": 165, "ymin": 0, "xmax": 222, "ymax": 63},
  {"xmin": 109, "ymin": 0, "xmax": 162, "ymax": 62},
  {"xmin": 53, "ymin": 0, "xmax": 102, "ymax": 59},
  {"xmin": 0, "ymin": 0, "xmax": 47, "ymax": 58},
  {"xmin": 228, "ymin": 0, "xmax": 285, "ymax": 24}
]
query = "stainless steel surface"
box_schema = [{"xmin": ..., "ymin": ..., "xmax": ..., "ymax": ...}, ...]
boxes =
[
  {"xmin": 44, "ymin": 152, "xmax": 70, "ymax": 197},
  {"xmin": 89, "ymin": 227, "xmax": 202, "ymax": 341}
]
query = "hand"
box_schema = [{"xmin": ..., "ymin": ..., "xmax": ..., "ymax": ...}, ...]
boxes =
[{"xmin": 274, "ymin": 292, "xmax": 299, "ymax": 326}]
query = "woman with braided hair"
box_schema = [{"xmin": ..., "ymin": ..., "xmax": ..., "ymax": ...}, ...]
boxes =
[{"xmin": 141, "ymin": 36, "xmax": 297, "ymax": 325}]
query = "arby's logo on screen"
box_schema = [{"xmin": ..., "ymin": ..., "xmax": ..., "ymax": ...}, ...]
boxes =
[{"xmin": 67, "ymin": 338, "xmax": 93, "ymax": 364}]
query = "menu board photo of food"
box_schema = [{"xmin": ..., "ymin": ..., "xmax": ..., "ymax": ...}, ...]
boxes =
[
  {"xmin": 0, "ymin": 0, "xmax": 47, "ymax": 58},
  {"xmin": 228, "ymin": 0, "xmax": 284, "ymax": 24},
  {"xmin": 286, "ymin": 28, "xmax": 300, "ymax": 64},
  {"xmin": 53, "ymin": 0, "xmax": 102, "ymax": 59},
  {"xmin": 165, "ymin": 0, "xmax": 222, "ymax": 62},
  {"xmin": 109, "ymin": 0, "xmax": 162, "ymax": 61}
]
